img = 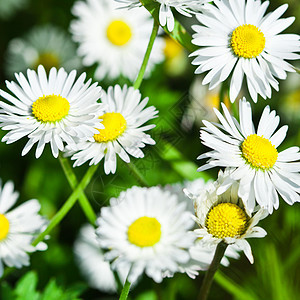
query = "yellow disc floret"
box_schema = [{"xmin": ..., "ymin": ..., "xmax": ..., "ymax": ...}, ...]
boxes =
[
  {"xmin": 94, "ymin": 112, "xmax": 127, "ymax": 143},
  {"xmin": 106, "ymin": 20, "xmax": 132, "ymax": 46},
  {"xmin": 0, "ymin": 214, "xmax": 10, "ymax": 241},
  {"xmin": 32, "ymin": 94, "xmax": 70, "ymax": 123},
  {"xmin": 127, "ymin": 216, "xmax": 161, "ymax": 247},
  {"xmin": 241, "ymin": 134, "xmax": 278, "ymax": 169},
  {"xmin": 34, "ymin": 52, "xmax": 60, "ymax": 72},
  {"xmin": 231, "ymin": 24, "xmax": 265, "ymax": 59},
  {"xmin": 206, "ymin": 203, "xmax": 249, "ymax": 239}
]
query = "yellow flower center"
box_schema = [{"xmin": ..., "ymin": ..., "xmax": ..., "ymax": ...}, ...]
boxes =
[
  {"xmin": 106, "ymin": 20, "xmax": 132, "ymax": 46},
  {"xmin": 241, "ymin": 134, "xmax": 278, "ymax": 169},
  {"xmin": 34, "ymin": 52, "xmax": 60, "ymax": 72},
  {"xmin": 127, "ymin": 216, "xmax": 161, "ymax": 247},
  {"xmin": 206, "ymin": 203, "xmax": 248, "ymax": 239},
  {"xmin": 32, "ymin": 94, "xmax": 70, "ymax": 123},
  {"xmin": 231, "ymin": 24, "xmax": 265, "ymax": 59},
  {"xmin": 0, "ymin": 214, "xmax": 10, "ymax": 241},
  {"xmin": 164, "ymin": 36, "xmax": 183, "ymax": 59},
  {"xmin": 93, "ymin": 112, "xmax": 127, "ymax": 143}
]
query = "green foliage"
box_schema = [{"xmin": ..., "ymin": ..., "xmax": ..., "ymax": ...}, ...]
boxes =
[{"xmin": 0, "ymin": 271, "xmax": 85, "ymax": 300}]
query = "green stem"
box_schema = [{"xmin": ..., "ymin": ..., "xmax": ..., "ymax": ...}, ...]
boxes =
[
  {"xmin": 133, "ymin": 18, "xmax": 159, "ymax": 90},
  {"xmin": 32, "ymin": 164, "xmax": 99, "ymax": 246},
  {"xmin": 119, "ymin": 279, "xmax": 131, "ymax": 300},
  {"xmin": 125, "ymin": 161, "xmax": 150, "ymax": 187},
  {"xmin": 198, "ymin": 242, "xmax": 228, "ymax": 300},
  {"xmin": 59, "ymin": 155, "xmax": 97, "ymax": 225}
]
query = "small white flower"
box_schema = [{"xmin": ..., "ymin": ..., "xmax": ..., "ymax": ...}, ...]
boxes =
[
  {"xmin": 198, "ymin": 98, "xmax": 300, "ymax": 213},
  {"xmin": 117, "ymin": 0, "xmax": 210, "ymax": 32},
  {"xmin": 70, "ymin": 0, "xmax": 164, "ymax": 81},
  {"xmin": 5, "ymin": 25, "xmax": 81, "ymax": 76},
  {"xmin": 96, "ymin": 186, "xmax": 196, "ymax": 283},
  {"xmin": 67, "ymin": 84, "xmax": 158, "ymax": 175},
  {"xmin": 0, "ymin": 65, "xmax": 104, "ymax": 158},
  {"xmin": 0, "ymin": 180, "xmax": 47, "ymax": 277},
  {"xmin": 184, "ymin": 170, "xmax": 268, "ymax": 264},
  {"xmin": 190, "ymin": 0, "xmax": 300, "ymax": 102},
  {"xmin": 74, "ymin": 224, "xmax": 127, "ymax": 293},
  {"xmin": 164, "ymin": 179, "xmax": 240, "ymax": 278}
]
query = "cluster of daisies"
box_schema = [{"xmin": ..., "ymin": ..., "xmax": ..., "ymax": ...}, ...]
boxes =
[{"xmin": 0, "ymin": 0, "xmax": 298, "ymax": 295}]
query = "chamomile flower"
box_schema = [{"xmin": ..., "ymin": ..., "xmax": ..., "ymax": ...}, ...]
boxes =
[
  {"xmin": 74, "ymin": 224, "xmax": 127, "ymax": 293},
  {"xmin": 5, "ymin": 25, "xmax": 81, "ymax": 76},
  {"xmin": 0, "ymin": 180, "xmax": 47, "ymax": 276},
  {"xmin": 0, "ymin": 65, "xmax": 104, "ymax": 158},
  {"xmin": 96, "ymin": 186, "xmax": 196, "ymax": 283},
  {"xmin": 67, "ymin": 85, "xmax": 158, "ymax": 175},
  {"xmin": 190, "ymin": 0, "xmax": 300, "ymax": 102},
  {"xmin": 70, "ymin": 0, "xmax": 164, "ymax": 81},
  {"xmin": 117, "ymin": 0, "xmax": 210, "ymax": 32},
  {"xmin": 184, "ymin": 170, "xmax": 268, "ymax": 264},
  {"xmin": 198, "ymin": 98, "xmax": 300, "ymax": 213},
  {"xmin": 163, "ymin": 179, "xmax": 240, "ymax": 278}
]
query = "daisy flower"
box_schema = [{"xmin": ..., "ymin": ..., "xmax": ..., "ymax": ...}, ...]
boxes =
[
  {"xmin": 96, "ymin": 186, "xmax": 196, "ymax": 283},
  {"xmin": 70, "ymin": 0, "xmax": 164, "ymax": 81},
  {"xmin": 190, "ymin": 0, "xmax": 300, "ymax": 102},
  {"xmin": 67, "ymin": 84, "xmax": 158, "ymax": 174},
  {"xmin": 74, "ymin": 224, "xmax": 127, "ymax": 293},
  {"xmin": 0, "ymin": 65, "xmax": 104, "ymax": 158},
  {"xmin": 198, "ymin": 98, "xmax": 300, "ymax": 213},
  {"xmin": 5, "ymin": 25, "xmax": 81, "ymax": 76},
  {"xmin": 0, "ymin": 179, "xmax": 47, "ymax": 276},
  {"xmin": 117, "ymin": 0, "xmax": 210, "ymax": 32},
  {"xmin": 163, "ymin": 179, "xmax": 240, "ymax": 278},
  {"xmin": 184, "ymin": 170, "xmax": 268, "ymax": 264}
]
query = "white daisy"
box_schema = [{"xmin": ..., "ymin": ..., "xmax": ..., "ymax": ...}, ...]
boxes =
[
  {"xmin": 67, "ymin": 84, "xmax": 158, "ymax": 175},
  {"xmin": 190, "ymin": 0, "xmax": 300, "ymax": 103},
  {"xmin": 5, "ymin": 25, "xmax": 81, "ymax": 76},
  {"xmin": 184, "ymin": 170, "xmax": 268, "ymax": 264},
  {"xmin": 70, "ymin": 0, "xmax": 164, "ymax": 81},
  {"xmin": 198, "ymin": 98, "xmax": 300, "ymax": 213},
  {"xmin": 163, "ymin": 179, "xmax": 240, "ymax": 279},
  {"xmin": 96, "ymin": 186, "xmax": 196, "ymax": 283},
  {"xmin": 0, "ymin": 180, "xmax": 47, "ymax": 277},
  {"xmin": 116, "ymin": 0, "xmax": 210, "ymax": 32},
  {"xmin": 74, "ymin": 224, "xmax": 127, "ymax": 293},
  {"xmin": 0, "ymin": 65, "xmax": 104, "ymax": 158}
]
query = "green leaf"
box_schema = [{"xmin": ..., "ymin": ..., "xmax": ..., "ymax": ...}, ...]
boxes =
[
  {"xmin": 140, "ymin": 0, "xmax": 197, "ymax": 52},
  {"xmin": 15, "ymin": 271, "xmax": 40, "ymax": 300}
]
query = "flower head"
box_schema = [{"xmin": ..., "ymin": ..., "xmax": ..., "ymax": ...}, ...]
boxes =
[
  {"xmin": 5, "ymin": 25, "xmax": 81, "ymax": 76},
  {"xmin": 198, "ymin": 98, "xmax": 300, "ymax": 213},
  {"xmin": 0, "ymin": 65, "xmax": 103, "ymax": 158},
  {"xmin": 184, "ymin": 170, "xmax": 268, "ymax": 264},
  {"xmin": 117, "ymin": 0, "xmax": 210, "ymax": 32},
  {"xmin": 0, "ymin": 180, "xmax": 47, "ymax": 276},
  {"xmin": 70, "ymin": 0, "xmax": 164, "ymax": 81},
  {"xmin": 66, "ymin": 84, "xmax": 158, "ymax": 174},
  {"xmin": 96, "ymin": 186, "xmax": 196, "ymax": 283},
  {"xmin": 190, "ymin": 0, "xmax": 300, "ymax": 102}
]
